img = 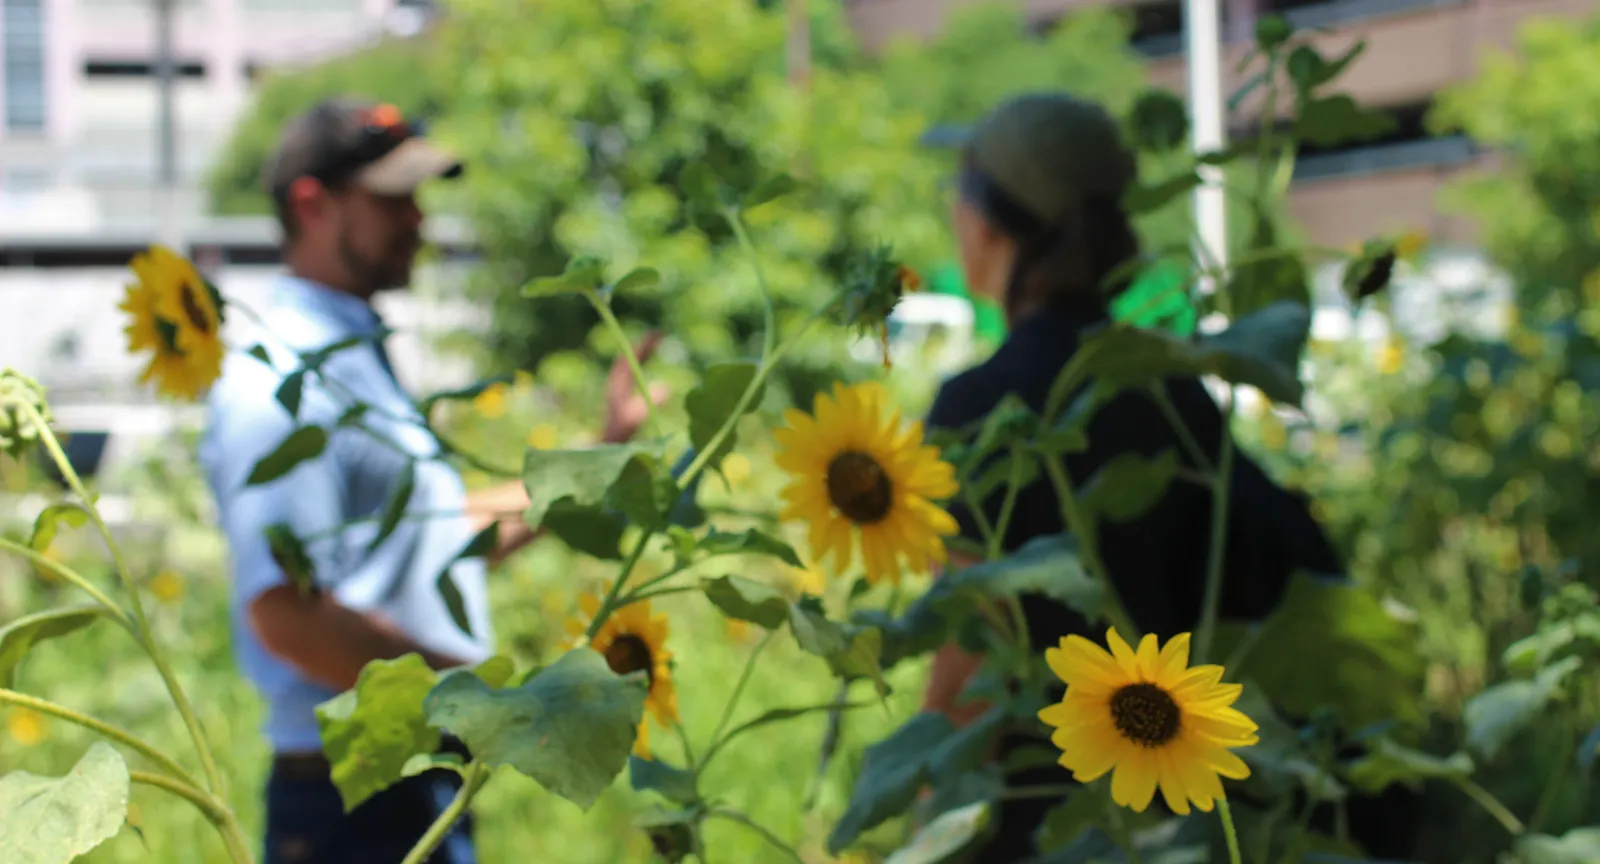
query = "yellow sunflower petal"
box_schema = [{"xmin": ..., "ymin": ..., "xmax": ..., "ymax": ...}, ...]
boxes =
[
  {"xmin": 1045, "ymin": 635, "xmax": 1125, "ymax": 693},
  {"xmin": 1155, "ymin": 632, "xmax": 1192, "ymax": 683},
  {"xmin": 1110, "ymin": 749, "xmax": 1159, "ymax": 813},
  {"xmin": 1156, "ymin": 748, "xmax": 1192, "ymax": 816},
  {"xmin": 1106, "ymin": 628, "xmax": 1142, "ymax": 681},
  {"xmin": 1134, "ymin": 633, "xmax": 1162, "ymax": 681}
]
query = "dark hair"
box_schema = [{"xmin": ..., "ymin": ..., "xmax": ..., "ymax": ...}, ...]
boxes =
[{"xmin": 957, "ymin": 155, "xmax": 1141, "ymax": 320}]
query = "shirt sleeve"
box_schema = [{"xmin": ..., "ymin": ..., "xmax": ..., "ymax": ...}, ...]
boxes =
[{"xmin": 201, "ymin": 380, "xmax": 347, "ymax": 609}]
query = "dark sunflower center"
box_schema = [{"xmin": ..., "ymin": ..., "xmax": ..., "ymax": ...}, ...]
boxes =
[
  {"xmin": 604, "ymin": 635, "xmax": 655, "ymax": 687},
  {"xmin": 1109, "ymin": 682, "xmax": 1181, "ymax": 747},
  {"xmin": 825, "ymin": 450, "xmax": 893, "ymax": 524},
  {"xmin": 179, "ymin": 282, "xmax": 213, "ymax": 335}
]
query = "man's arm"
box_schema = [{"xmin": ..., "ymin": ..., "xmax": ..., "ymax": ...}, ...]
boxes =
[{"xmin": 248, "ymin": 585, "xmax": 466, "ymax": 692}]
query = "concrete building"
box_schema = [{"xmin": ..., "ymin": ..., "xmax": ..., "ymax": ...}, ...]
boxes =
[
  {"xmin": 847, "ymin": 0, "xmax": 1593, "ymax": 249},
  {"xmin": 0, "ymin": 0, "xmax": 433, "ymax": 236}
]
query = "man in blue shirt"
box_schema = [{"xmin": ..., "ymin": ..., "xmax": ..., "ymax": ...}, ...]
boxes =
[{"xmin": 200, "ymin": 98, "xmax": 658, "ymax": 864}]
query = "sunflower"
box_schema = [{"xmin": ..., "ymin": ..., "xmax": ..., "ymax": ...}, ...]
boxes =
[
  {"xmin": 119, "ymin": 245, "xmax": 225, "ymax": 401},
  {"xmin": 1038, "ymin": 628, "xmax": 1259, "ymax": 815},
  {"xmin": 774, "ymin": 381, "xmax": 958, "ymax": 586},
  {"xmin": 565, "ymin": 592, "xmax": 678, "ymax": 757}
]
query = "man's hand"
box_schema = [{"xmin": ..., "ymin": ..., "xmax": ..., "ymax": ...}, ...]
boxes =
[{"xmin": 602, "ymin": 331, "xmax": 669, "ymax": 444}]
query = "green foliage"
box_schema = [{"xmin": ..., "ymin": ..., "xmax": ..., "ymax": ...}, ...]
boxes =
[
  {"xmin": 0, "ymin": 742, "xmax": 129, "ymax": 863},
  {"xmin": 423, "ymin": 649, "xmax": 649, "ymax": 811},
  {"xmin": 315, "ymin": 654, "xmax": 443, "ymax": 812},
  {"xmin": 0, "ymin": 606, "xmax": 112, "ymax": 689}
]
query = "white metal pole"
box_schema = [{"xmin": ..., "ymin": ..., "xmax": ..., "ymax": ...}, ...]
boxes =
[
  {"xmin": 154, "ymin": 0, "xmax": 183, "ymax": 250},
  {"xmin": 1184, "ymin": 0, "xmax": 1229, "ymax": 303}
]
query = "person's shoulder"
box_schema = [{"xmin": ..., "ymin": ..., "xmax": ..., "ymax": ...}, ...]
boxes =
[{"xmin": 927, "ymin": 363, "xmax": 1003, "ymax": 433}]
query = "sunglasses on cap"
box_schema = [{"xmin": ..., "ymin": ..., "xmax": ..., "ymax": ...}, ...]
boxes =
[{"xmin": 306, "ymin": 103, "xmax": 427, "ymax": 187}]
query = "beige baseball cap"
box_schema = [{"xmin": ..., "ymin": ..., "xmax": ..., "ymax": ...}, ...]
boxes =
[
  {"xmin": 962, "ymin": 92, "xmax": 1137, "ymax": 224},
  {"xmin": 267, "ymin": 97, "xmax": 463, "ymax": 203}
]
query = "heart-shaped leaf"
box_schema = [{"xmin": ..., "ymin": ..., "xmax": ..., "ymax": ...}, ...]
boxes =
[
  {"xmin": 0, "ymin": 741, "xmax": 129, "ymax": 864},
  {"xmin": 315, "ymin": 654, "xmax": 442, "ymax": 812}
]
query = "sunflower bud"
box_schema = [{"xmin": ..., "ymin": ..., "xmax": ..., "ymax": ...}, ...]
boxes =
[
  {"xmin": 0, "ymin": 369, "xmax": 53, "ymax": 460},
  {"xmin": 834, "ymin": 245, "xmax": 919, "ymax": 367}
]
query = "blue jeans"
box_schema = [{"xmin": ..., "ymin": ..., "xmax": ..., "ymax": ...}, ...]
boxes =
[{"xmin": 264, "ymin": 757, "xmax": 475, "ymax": 864}]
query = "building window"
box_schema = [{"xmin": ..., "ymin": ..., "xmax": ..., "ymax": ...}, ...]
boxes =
[{"xmin": 3, "ymin": 0, "xmax": 47, "ymax": 132}]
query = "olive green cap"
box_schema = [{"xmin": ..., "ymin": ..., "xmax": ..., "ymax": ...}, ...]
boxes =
[{"xmin": 964, "ymin": 92, "xmax": 1137, "ymax": 224}]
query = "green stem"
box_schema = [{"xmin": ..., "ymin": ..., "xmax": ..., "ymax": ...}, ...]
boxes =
[
  {"xmin": 1151, "ymin": 386, "xmax": 1214, "ymax": 472},
  {"xmin": 672, "ymin": 719, "xmax": 698, "ymax": 767},
  {"xmin": 0, "ymin": 537, "xmax": 131, "ymax": 624},
  {"xmin": 725, "ymin": 207, "xmax": 779, "ymax": 361},
  {"xmin": 1454, "ymin": 777, "xmax": 1526, "ymax": 837},
  {"xmin": 708, "ymin": 809, "xmax": 804, "ymax": 864},
  {"xmin": 1193, "ymin": 389, "xmax": 1236, "ymax": 664},
  {"xmin": 1218, "ymin": 798, "xmax": 1244, "ymax": 864},
  {"xmin": 401, "ymin": 761, "xmax": 491, "ymax": 864},
  {"xmin": 24, "ymin": 406, "xmax": 227, "ymax": 796},
  {"xmin": 959, "ymin": 487, "xmax": 1000, "ymax": 556},
  {"xmin": 1529, "ymin": 723, "xmax": 1578, "ymax": 833},
  {"xmin": 620, "ymin": 584, "xmax": 701, "ymax": 606},
  {"xmin": 0, "ymin": 689, "xmax": 202, "ymax": 791},
  {"xmin": 678, "ymin": 297, "xmax": 838, "ymax": 491},
  {"xmin": 987, "ymin": 447, "xmax": 1025, "ymax": 560},
  {"xmin": 1105, "ymin": 801, "xmax": 1145, "ymax": 864},
  {"xmin": 1041, "ymin": 456, "xmax": 1139, "ymax": 639},
  {"xmin": 127, "ymin": 769, "xmax": 228, "ymax": 822},
  {"xmin": 708, "ymin": 629, "xmax": 776, "ymax": 749},
  {"xmin": 588, "ymin": 290, "xmax": 657, "ymax": 430},
  {"xmin": 585, "ymin": 534, "xmax": 655, "ymax": 642}
]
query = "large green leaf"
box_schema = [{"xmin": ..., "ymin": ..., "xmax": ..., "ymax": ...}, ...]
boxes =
[
  {"xmin": 0, "ymin": 605, "xmax": 114, "ymax": 688},
  {"xmin": 424, "ymin": 647, "xmax": 648, "ymax": 810},
  {"xmin": 246, "ymin": 425, "xmax": 329, "ymax": 486},
  {"xmin": 628, "ymin": 755, "xmax": 698, "ymax": 805},
  {"xmin": 1033, "ymin": 788, "xmax": 1107, "ymax": 853},
  {"xmin": 1294, "ymin": 94, "xmax": 1398, "ymax": 147},
  {"xmin": 28, "ymin": 503, "xmax": 87, "ymax": 552},
  {"xmin": 0, "ymin": 741, "xmax": 129, "ymax": 864},
  {"xmin": 608, "ymin": 453, "xmax": 678, "ymax": 531},
  {"xmin": 1075, "ymin": 301, "xmax": 1310, "ymax": 406},
  {"xmin": 703, "ymin": 575, "xmax": 790, "ymax": 629},
  {"xmin": 1515, "ymin": 828, "xmax": 1600, "ymax": 864},
  {"xmin": 828, "ymin": 712, "xmax": 958, "ymax": 854},
  {"xmin": 788, "ymin": 597, "xmax": 890, "ymax": 696},
  {"xmin": 685, "ymin": 361, "xmax": 763, "ymax": 470},
  {"xmin": 1344, "ymin": 737, "xmax": 1473, "ymax": 794},
  {"xmin": 1078, "ymin": 449, "xmax": 1179, "ymax": 524},
  {"xmin": 522, "ymin": 442, "xmax": 654, "ymax": 529},
  {"xmin": 542, "ymin": 501, "xmax": 629, "ymax": 561},
  {"xmin": 1230, "ymin": 574, "xmax": 1425, "ymax": 730},
  {"xmin": 923, "ymin": 533, "xmax": 1101, "ymax": 624},
  {"xmin": 1462, "ymin": 655, "xmax": 1582, "ymax": 761},
  {"xmin": 698, "ymin": 528, "xmax": 803, "ymax": 568},
  {"xmin": 315, "ymin": 654, "xmax": 442, "ymax": 812}
]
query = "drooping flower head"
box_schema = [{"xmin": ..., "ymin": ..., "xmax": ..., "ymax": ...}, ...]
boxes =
[
  {"xmin": 119, "ymin": 245, "xmax": 225, "ymax": 401},
  {"xmin": 775, "ymin": 381, "xmax": 958, "ymax": 586},
  {"xmin": 1039, "ymin": 628, "xmax": 1259, "ymax": 815}
]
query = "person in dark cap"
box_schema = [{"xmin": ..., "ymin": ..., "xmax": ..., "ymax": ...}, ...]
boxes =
[
  {"xmin": 198, "ymin": 98, "xmax": 660, "ymax": 863},
  {"xmin": 915, "ymin": 92, "xmax": 1399, "ymax": 859}
]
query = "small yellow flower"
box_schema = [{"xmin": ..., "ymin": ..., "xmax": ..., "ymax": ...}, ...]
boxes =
[
  {"xmin": 1257, "ymin": 414, "xmax": 1286, "ymax": 452},
  {"xmin": 6, "ymin": 708, "xmax": 47, "ymax": 746},
  {"xmin": 1394, "ymin": 230, "xmax": 1427, "ymax": 260},
  {"xmin": 723, "ymin": 618, "xmax": 753, "ymax": 643},
  {"xmin": 721, "ymin": 452, "xmax": 752, "ymax": 488},
  {"xmin": 526, "ymin": 423, "xmax": 559, "ymax": 450},
  {"xmin": 1376, "ymin": 336, "xmax": 1405, "ymax": 375},
  {"xmin": 1038, "ymin": 629, "xmax": 1258, "ymax": 814},
  {"xmin": 149, "ymin": 569, "xmax": 184, "ymax": 604},
  {"xmin": 785, "ymin": 565, "xmax": 827, "ymax": 598},
  {"xmin": 473, "ymin": 383, "xmax": 509, "ymax": 419}
]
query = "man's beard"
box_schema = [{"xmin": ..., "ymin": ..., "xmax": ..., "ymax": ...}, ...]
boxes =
[{"xmin": 337, "ymin": 231, "xmax": 416, "ymax": 297}]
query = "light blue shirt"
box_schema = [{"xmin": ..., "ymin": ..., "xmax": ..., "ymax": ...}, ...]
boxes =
[{"xmin": 199, "ymin": 275, "xmax": 494, "ymax": 754}]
